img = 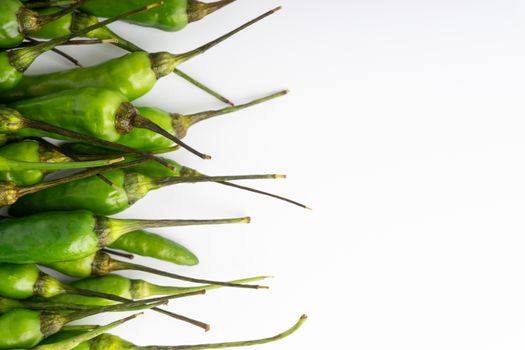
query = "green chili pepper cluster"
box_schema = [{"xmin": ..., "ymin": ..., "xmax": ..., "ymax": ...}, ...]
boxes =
[{"xmin": 0, "ymin": 1, "xmax": 307, "ymax": 349}]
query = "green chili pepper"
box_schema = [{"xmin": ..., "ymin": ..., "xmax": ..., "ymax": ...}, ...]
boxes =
[
  {"xmin": 0, "ymin": 262, "xmax": 182, "ymax": 303},
  {"xmin": 11, "ymin": 87, "xmax": 211, "ymax": 159},
  {"xmin": 0, "ymin": 7, "xmax": 279, "ymax": 101},
  {"xmin": 31, "ymin": 7, "xmax": 233, "ymax": 106},
  {"xmin": 0, "ymin": 138, "xmax": 127, "ymax": 190},
  {"xmin": 31, "ymin": 313, "xmax": 141, "ymax": 350},
  {"xmin": 80, "ymin": 0, "xmax": 235, "ymax": 32},
  {"xmin": 9, "ymin": 166, "xmax": 283, "ymax": 215},
  {"xmin": 120, "ymin": 90, "xmax": 288, "ymax": 151},
  {"xmin": 42, "ymin": 315, "xmax": 307, "ymax": 350},
  {"xmin": 44, "ymin": 251, "xmax": 266, "ymax": 290},
  {"xmin": 109, "ymin": 230, "xmax": 198, "ymax": 265},
  {"xmin": 0, "ymin": 107, "xmax": 184, "ymax": 172},
  {"xmin": 0, "ymin": 0, "xmax": 83, "ymax": 49},
  {"xmin": 0, "ymin": 295, "xmax": 182, "ymax": 349},
  {"xmin": 0, "ymin": 1, "xmax": 162, "ymax": 93},
  {"xmin": 0, "ymin": 210, "xmax": 250, "ymax": 264},
  {"xmin": 49, "ymin": 274, "xmax": 270, "ymax": 307}
]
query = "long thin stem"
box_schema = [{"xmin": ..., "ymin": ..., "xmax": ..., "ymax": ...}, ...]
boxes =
[
  {"xmin": 114, "ymin": 217, "xmax": 250, "ymax": 233},
  {"xmin": 133, "ymin": 114, "xmax": 211, "ymax": 160},
  {"xmin": 25, "ymin": 0, "xmax": 82, "ymax": 8},
  {"xmin": 175, "ymin": 7, "xmax": 281, "ymax": 65},
  {"xmin": 153, "ymin": 174, "xmax": 284, "ymax": 188},
  {"xmin": 63, "ymin": 291, "xmax": 204, "ymax": 323},
  {"xmin": 110, "ymin": 259, "xmax": 266, "ymax": 290},
  {"xmin": 141, "ymin": 315, "xmax": 307, "ymax": 350},
  {"xmin": 102, "ymin": 248, "xmax": 134, "ymax": 260},
  {"xmin": 173, "ymin": 69, "xmax": 234, "ymax": 106},
  {"xmin": 23, "ymin": 117, "xmax": 176, "ymax": 170},
  {"xmin": 19, "ymin": 301, "xmax": 93, "ymax": 311},
  {"xmin": 181, "ymin": 90, "xmax": 288, "ymax": 126},
  {"xmin": 16, "ymin": 159, "xmax": 146, "ymax": 197},
  {"xmin": 69, "ymin": 287, "xmax": 209, "ymax": 330},
  {"xmin": 219, "ymin": 181, "xmax": 311, "ymax": 210},
  {"xmin": 33, "ymin": 314, "xmax": 143, "ymax": 350},
  {"xmin": 0, "ymin": 156, "xmax": 121, "ymax": 172}
]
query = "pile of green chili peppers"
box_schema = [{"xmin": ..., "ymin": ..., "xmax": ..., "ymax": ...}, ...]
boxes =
[{"xmin": 0, "ymin": 1, "xmax": 308, "ymax": 349}]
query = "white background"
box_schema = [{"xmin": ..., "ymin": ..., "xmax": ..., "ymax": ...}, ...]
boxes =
[{"xmin": 31, "ymin": 0, "xmax": 525, "ymax": 349}]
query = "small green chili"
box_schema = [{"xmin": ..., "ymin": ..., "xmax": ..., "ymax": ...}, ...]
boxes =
[{"xmin": 0, "ymin": 209, "xmax": 250, "ymax": 263}]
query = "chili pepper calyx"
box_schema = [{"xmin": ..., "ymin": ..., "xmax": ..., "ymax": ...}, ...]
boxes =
[
  {"xmin": 0, "ymin": 182, "xmax": 18, "ymax": 206},
  {"xmin": 34, "ymin": 273, "xmax": 69, "ymax": 298},
  {"xmin": 188, "ymin": 0, "xmax": 237, "ymax": 23},
  {"xmin": 0, "ymin": 107, "xmax": 26, "ymax": 133},
  {"xmin": 124, "ymin": 172, "xmax": 156, "ymax": 204},
  {"xmin": 17, "ymin": 6, "xmax": 40, "ymax": 35}
]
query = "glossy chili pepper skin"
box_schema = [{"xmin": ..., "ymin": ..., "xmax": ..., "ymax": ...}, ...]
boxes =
[
  {"xmin": 0, "ymin": 140, "xmax": 43, "ymax": 186},
  {"xmin": 81, "ymin": 0, "xmax": 188, "ymax": 32},
  {"xmin": 11, "ymin": 88, "xmax": 129, "ymax": 142},
  {"xmin": 0, "ymin": 52, "xmax": 23, "ymax": 93},
  {"xmin": 119, "ymin": 107, "xmax": 175, "ymax": 151},
  {"xmin": 0, "ymin": 0, "xmax": 25, "ymax": 48},
  {"xmin": 9, "ymin": 169, "xmax": 156, "ymax": 216},
  {"xmin": 110, "ymin": 230, "xmax": 198, "ymax": 265},
  {"xmin": 0, "ymin": 309, "xmax": 44, "ymax": 349},
  {"xmin": 1, "ymin": 52, "xmax": 157, "ymax": 101},
  {"xmin": 0, "ymin": 140, "xmax": 71, "ymax": 186},
  {"xmin": 0, "ymin": 210, "xmax": 99, "ymax": 264},
  {"xmin": 0, "ymin": 263, "xmax": 39, "ymax": 299}
]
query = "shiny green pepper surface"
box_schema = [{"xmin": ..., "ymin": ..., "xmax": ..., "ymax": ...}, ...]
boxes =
[
  {"xmin": 81, "ymin": 0, "xmax": 188, "ymax": 32},
  {"xmin": 118, "ymin": 107, "xmax": 175, "ymax": 151},
  {"xmin": 0, "ymin": 52, "xmax": 23, "ymax": 93},
  {"xmin": 0, "ymin": 309, "xmax": 43, "ymax": 349},
  {"xmin": 0, "ymin": 210, "xmax": 99, "ymax": 264},
  {"xmin": 1, "ymin": 52, "xmax": 157, "ymax": 101},
  {"xmin": 110, "ymin": 230, "xmax": 198, "ymax": 265},
  {"xmin": 40, "ymin": 330, "xmax": 92, "ymax": 350},
  {"xmin": 0, "ymin": 140, "xmax": 44, "ymax": 186},
  {"xmin": 0, "ymin": 263, "xmax": 39, "ymax": 299},
  {"xmin": 11, "ymin": 88, "xmax": 126, "ymax": 142},
  {"xmin": 0, "ymin": 0, "xmax": 24, "ymax": 48},
  {"xmin": 9, "ymin": 170, "xmax": 154, "ymax": 216},
  {"xmin": 51, "ymin": 274, "xmax": 132, "ymax": 306}
]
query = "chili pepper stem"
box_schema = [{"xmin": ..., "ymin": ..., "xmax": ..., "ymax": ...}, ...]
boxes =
[
  {"xmin": 34, "ymin": 313, "xmax": 143, "ymax": 350},
  {"xmin": 107, "ymin": 257, "xmax": 267, "ymax": 290},
  {"xmin": 188, "ymin": 0, "xmax": 237, "ymax": 22},
  {"xmin": 140, "ymin": 315, "xmax": 307, "ymax": 350},
  {"xmin": 218, "ymin": 181, "xmax": 312, "ymax": 210},
  {"xmin": 25, "ymin": 0, "xmax": 83, "ymax": 9},
  {"xmin": 65, "ymin": 286, "xmax": 210, "ymax": 331},
  {"xmin": 132, "ymin": 113, "xmax": 211, "ymax": 160},
  {"xmin": 177, "ymin": 90, "xmax": 288, "ymax": 129},
  {"xmin": 10, "ymin": 1, "xmax": 164, "ymax": 72},
  {"xmin": 152, "ymin": 174, "xmax": 285, "ymax": 189},
  {"xmin": 151, "ymin": 7, "xmax": 281, "ymax": 77},
  {"xmin": 173, "ymin": 69, "xmax": 235, "ymax": 106},
  {"xmin": 102, "ymin": 248, "xmax": 134, "ymax": 260},
  {"xmin": 2, "ymin": 156, "xmax": 122, "ymax": 172},
  {"xmin": 19, "ymin": 114, "xmax": 176, "ymax": 170},
  {"xmin": 15, "ymin": 158, "xmax": 147, "ymax": 199},
  {"xmin": 61, "ymin": 293, "xmax": 200, "ymax": 324},
  {"xmin": 105, "ymin": 217, "xmax": 250, "ymax": 240}
]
